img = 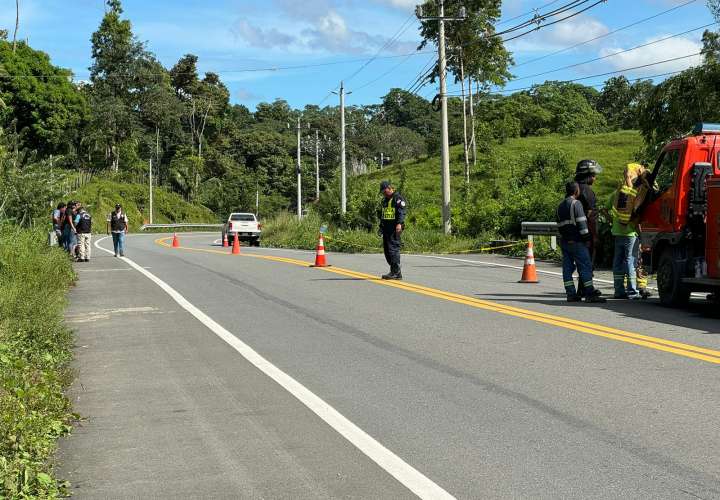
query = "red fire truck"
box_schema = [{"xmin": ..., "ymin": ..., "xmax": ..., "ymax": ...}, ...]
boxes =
[{"xmin": 640, "ymin": 123, "xmax": 720, "ymax": 307}]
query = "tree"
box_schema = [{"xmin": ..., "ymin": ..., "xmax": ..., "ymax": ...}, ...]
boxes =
[
  {"xmin": 89, "ymin": 0, "xmax": 148, "ymax": 171},
  {"xmin": 0, "ymin": 40, "xmax": 88, "ymax": 156}
]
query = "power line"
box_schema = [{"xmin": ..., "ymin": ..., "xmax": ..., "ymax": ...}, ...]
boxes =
[
  {"xmin": 496, "ymin": 0, "xmax": 593, "ymax": 37},
  {"xmin": 514, "ymin": 0, "xmax": 699, "ymax": 68},
  {"xmin": 445, "ymin": 52, "xmax": 702, "ymax": 96},
  {"xmin": 353, "ymin": 51, "xmax": 416, "ymax": 93},
  {"xmin": 496, "ymin": 0, "xmax": 564, "ymax": 27},
  {"xmin": 510, "ymin": 22, "xmax": 715, "ymax": 83},
  {"xmin": 501, "ymin": 0, "xmax": 608, "ymax": 43},
  {"xmin": 342, "ymin": 11, "xmax": 417, "ymax": 84}
]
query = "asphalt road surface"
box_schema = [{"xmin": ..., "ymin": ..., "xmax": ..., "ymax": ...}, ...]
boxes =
[{"xmin": 58, "ymin": 232, "xmax": 720, "ymax": 499}]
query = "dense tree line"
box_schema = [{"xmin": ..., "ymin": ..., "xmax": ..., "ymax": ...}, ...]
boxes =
[{"xmin": 2, "ymin": 0, "xmax": 720, "ymax": 226}]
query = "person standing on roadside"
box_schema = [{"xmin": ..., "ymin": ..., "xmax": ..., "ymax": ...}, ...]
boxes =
[
  {"xmin": 107, "ymin": 204, "xmax": 129, "ymax": 257},
  {"xmin": 378, "ymin": 180, "xmax": 406, "ymax": 280},
  {"xmin": 574, "ymin": 159, "xmax": 603, "ymax": 296},
  {"xmin": 75, "ymin": 204, "xmax": 93, "ymax": 262},
  {"xmin": 52, "ymin": 203, "xmax": 66, "ymax": 247},
  {"xmin": 556, "ymin": 182, "xmax": 606, "ymax": 303},
  {"xmin": 64, "ymin": 202, "xmax": 79, "ymax": 258}
]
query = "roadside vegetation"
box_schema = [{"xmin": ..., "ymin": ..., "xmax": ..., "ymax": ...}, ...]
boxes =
[
  {"xmin": 0, "ymin": 227, "xmax": 76, "ymax": 498},
  {"xmin": 72, "ymin": 177, "xmax": 217, "ymax": 232}
]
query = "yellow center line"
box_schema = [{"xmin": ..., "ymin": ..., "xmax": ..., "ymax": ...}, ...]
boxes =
[{"xmin": 155, "ymin": 237, "xmax": 720, "ymax": 365}]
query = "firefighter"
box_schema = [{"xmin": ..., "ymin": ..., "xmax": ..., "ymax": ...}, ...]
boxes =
[
  {"xmin": 574, "ymin": 159, "xmax": 603, "ymax": 296},
  {"xmin": 606, "ymin": 163, "xmax": 649, "ymax": 299},
  {"xmin": 379, "ymin": 180, "xmax": 406, "ymax": 280},
  {"xmin": 557, "ymin": 181, "xmax": 606, "ymax": 303}
]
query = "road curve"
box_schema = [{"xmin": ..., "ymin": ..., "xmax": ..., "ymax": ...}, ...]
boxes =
[{"xmin": 58, "ymin": 232, "xmax": 720, "ymax": 499}]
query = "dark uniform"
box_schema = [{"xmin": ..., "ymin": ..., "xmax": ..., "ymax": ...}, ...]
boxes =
[
  {"xmin": 574, "ymin": 159, "xmax": 602, "ymax": 296},
  {"xmin": 556, "ymin": 185, "xmax": 605, "ymax": 303},
  {"xmin": 379, "ymin": 186, "xmax": 406, "ymax": 279}
]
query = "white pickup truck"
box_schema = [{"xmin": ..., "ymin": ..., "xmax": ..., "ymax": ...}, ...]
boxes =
[{"xmin": 222, "ymin": 213, "xmax": 261, "ymax": 247}]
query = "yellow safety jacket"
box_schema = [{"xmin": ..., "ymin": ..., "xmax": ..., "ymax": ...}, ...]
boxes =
[
  {"xmin": 382, "ymin": 196, "xmax": 396, "ymax": 221},
  {"xmin": 611, "ymin": 185, "xmax": 638, "ymax": 226}
]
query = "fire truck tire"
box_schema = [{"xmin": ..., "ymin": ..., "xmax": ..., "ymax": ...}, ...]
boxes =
[{"xmin": 657, "ymin": 248, "xmax": 691, "ymax": 307}]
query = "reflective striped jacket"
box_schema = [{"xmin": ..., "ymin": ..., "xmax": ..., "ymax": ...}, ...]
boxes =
[{"xmin": 556, "ymin": 196, "xmax": 591, "ymax": 242}]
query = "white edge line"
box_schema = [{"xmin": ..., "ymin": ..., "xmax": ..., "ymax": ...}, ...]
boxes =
[{"xmin": 92, "ymin": 236, "xmax": 454, "ymax": 500}]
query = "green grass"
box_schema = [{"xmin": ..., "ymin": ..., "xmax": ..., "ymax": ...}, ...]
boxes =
[
  {"xmin": 0, "ymin": 226, "xmax": 76, "ymax": 498},
  {"xmin": 71, "ymin": 179, "xmax": 219, "ymax": 232},
  {"xmin": 261, "ymin": 212, "xmax": 543, "ymax": 256},
  {"xmin": 363, "ymin": 130, "xmax": 642, "ymax": 214}
]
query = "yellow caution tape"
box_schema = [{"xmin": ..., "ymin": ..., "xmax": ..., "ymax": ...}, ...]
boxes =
[{"xmin": 322, "ymin": 234, "xmax": 526, "ymax": 255}]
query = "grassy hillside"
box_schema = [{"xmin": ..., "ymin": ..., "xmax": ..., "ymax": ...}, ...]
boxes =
[
  {"xmin": 72, "ymin": 179, "xmax": 218, "ymax": 232},
  {"xmin": 364, "ymin": 130, "xmax": 642, "ymax": 210}
]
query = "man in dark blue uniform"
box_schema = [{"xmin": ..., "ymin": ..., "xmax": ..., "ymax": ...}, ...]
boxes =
[
  {"xmin": 557, "ymin": 182, "xmax": 606, "ymax": 303},
  {"xmin": 379, "ymin": 181, "xmax": 406, "ymax": 280}
]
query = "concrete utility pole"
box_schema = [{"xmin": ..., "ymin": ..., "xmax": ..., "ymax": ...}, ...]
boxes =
[
  {"xmin": 296, "ymin": 117, "xmax": 302, "ymax": 219},
  {"xmin": 333, "ymin": 82, "xmax": 351, "ymax": 214},
  {"xmin": 315, "ymin": 129, "xmax": 320, "ymax": 201},
  {"xmin": 438, "ymin": 0, "xmax": 451, "ymax": 234},
  {"xmin": 418, "ymin": 1, "xmax": 466, "ymax": 235},
  {"xmin": 460, "ymin": 55, "xmax": 470, "ymax": 184},
  {"xmin": 149, "ymin": 159, "xmax": 153, "ymax": 225},
  {"xmin": 380, "ymin": 152, "xmax": 384, "ymax": 170}
]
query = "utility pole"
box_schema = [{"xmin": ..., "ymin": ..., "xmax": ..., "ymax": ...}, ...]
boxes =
[
  {"xmin": 380, "ymin": 152, "xmax": 384, "ymax": 170},
  {"xmin": 333, "ymin": 82, "xmax": 351, "ymax": 214},
  {"xmin": 460, "ymin": 54, "xmax": 470, "ymax": 184},
  {"xmin": 417, "ymin": 2, "xmax": 466, "ymax": 235},
  {"xmin": 315, "ymin": 129, "xmax": 320, "ymax": 201},
  {"xmin": 296, "ymin": 116, "xmax": 302, "ymax": 219},
  {"xmin": 470, "ymin": 77, "xmax": 477, "ymax": 167},
  {"xmin": 149, "ymin": 159, "xmax": 154, "ymax": 225}
]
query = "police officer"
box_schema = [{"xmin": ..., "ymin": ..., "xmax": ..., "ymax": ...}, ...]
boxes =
[
  {"xmin": 379, "ymin": 180, "xmax": 406, "ymax": 280},
  {"xmin": 574, "ymin": 159, "xmax": 602, "ymax": 296}
]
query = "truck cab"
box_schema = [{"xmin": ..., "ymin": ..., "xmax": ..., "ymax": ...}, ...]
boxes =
[{"xmin": 640, "ymin": 123, "xmax": 720, "ymax": 306}]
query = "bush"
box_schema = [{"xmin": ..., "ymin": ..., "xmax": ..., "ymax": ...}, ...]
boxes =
[{"xmin": 0, "ymin": 226, "xmax": 76, "ymax": 498}]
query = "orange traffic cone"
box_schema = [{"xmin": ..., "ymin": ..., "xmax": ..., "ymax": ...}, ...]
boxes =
[
  {"xmin": 222, "ymin": 233, "xmax": 229, "ymax": 247},
  {"xmin": 311, "ymin": 234, "xmax": 329, "ymax": 267},
  {"xmin": 232, "ymin": 232, "xmax": 241, "ymax": 255},
  {"xmin": 172, "ymin": 233, "xmax": 180, "ymax": 248},
  {"xmin": 518, "ymin": 241, "xmax": 539, "ymax": 283}
]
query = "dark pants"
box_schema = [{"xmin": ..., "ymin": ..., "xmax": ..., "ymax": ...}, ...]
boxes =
[
  {"xmin": 561, "ymin": 240, "xmax": 594, "ymax": 298},
  {"xmin": 382, "ymin": 229, "xmax": 401, "ymax": 271}
]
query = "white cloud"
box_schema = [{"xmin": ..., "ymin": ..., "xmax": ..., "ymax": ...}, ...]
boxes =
[
  {"xmin": 508, "ymin": 15, "xmax": 609, "ymax": 53},
  {"xmin": 600, "ymin": 35, "xmax": 703, "ymax": 75},
  {"xmin": 231, "ymin": 20, "xmax": 296, "ymax": 48},
  {"xmin": 371, "ymin": 0, "xmax": 418, "ymax": 9}
]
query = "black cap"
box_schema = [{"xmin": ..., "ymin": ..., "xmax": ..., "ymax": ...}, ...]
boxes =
[
  {"xmin": 115, "ymin": 203, "xmax": 122, "ymax": 209},
  {"xmin": 379, "ymin": 180, "xmax": 391, "ymax": 193}
]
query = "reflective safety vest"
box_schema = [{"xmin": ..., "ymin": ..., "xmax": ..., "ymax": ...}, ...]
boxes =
[
  {"xmin": 382, "ymin": 196, "xmax": 396, "ymax": 221},
  {"xmin": 611, "ymin": 185, "xmax": 639, "ymax": 226}
]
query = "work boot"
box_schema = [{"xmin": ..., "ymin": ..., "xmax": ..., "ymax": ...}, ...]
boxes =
[
  {"xmin": 381, "ymin": 267, "xmax": 402, "ymax": 280},
  {"xmin": 639, "ymin": 288, "xmax": 652, "ymax": 299},
  {"xmin": 585, "ymin": 295, "xmax": 607, "ymax": 303},
  {"xmin": 566, "ymin": 295, "xmax": 582, "ymax": 303}
]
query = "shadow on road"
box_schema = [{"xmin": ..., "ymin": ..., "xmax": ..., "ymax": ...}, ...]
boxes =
[{"xmin": 475, "ymin": 293, "xmax": 720, "ymax": 335}]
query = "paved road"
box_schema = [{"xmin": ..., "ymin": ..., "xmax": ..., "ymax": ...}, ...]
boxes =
[{"xmin": 58, "ymin": 233, "xmax": 720, "ymax": 499}]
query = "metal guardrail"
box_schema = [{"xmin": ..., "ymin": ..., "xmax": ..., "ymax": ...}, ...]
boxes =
[
  {"xmin": 521, "ymin": 222, "xmax": 559, "ymax": 250},
  {"xmin": 139, "ymin": 223, "xmax": 224, "ymax": 231}
]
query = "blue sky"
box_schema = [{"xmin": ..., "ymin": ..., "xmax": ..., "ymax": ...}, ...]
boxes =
[{"xmin": 1, "ymin": 0, "xmax": 715, "ymax": 110}]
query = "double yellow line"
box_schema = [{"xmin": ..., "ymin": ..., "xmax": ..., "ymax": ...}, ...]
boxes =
[{"xmin": 156, "ymin": 237, "xmax": 720, "ymax": 365}]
